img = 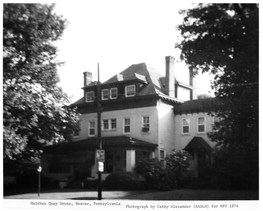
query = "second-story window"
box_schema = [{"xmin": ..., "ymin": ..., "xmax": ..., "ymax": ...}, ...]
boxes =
[
  {"xmin": 124, "ymin": 118, "xmax": 131, "ymax": 133},
  {"xmin": 142, "ymin": 116, "xmax": 150, "ymax": 132},
  {"xmin": 102, "ymin": 119, "xmax": 117, "ymax": 130},
  {"xmin": 182, "ymin": 118, "xmax": 190, "ymax": 134},
  {"xmin": 110, "ymin": 88, "xmax": 118, "ymax": 99},
  {"xmin": 125, "ymin": 85, "xmax": 135, "ymax": 97},
  {"xmin": 86, "ymin": 91, "xmax": 95, "ymax": 102},
  {"xmin": 102, "ymin": 89, "xmax": 109, "ymax": 100},
  {"xmin": 197, "ymin": 117, "xmax": 205, "ymax": 133},
  {"xmin": 89, "ymin": 121, "xmax": 96, "ymax": 136}
]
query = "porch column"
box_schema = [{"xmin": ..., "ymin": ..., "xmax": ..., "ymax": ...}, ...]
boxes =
[{"xmin": 126, "ymin": 150, "xmax": 136, "ymax": 172}]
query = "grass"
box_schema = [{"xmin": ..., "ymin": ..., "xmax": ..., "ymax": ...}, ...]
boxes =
[{"xmin": 4, "ymin": 188, "xmax": 259, "ymax": 200}]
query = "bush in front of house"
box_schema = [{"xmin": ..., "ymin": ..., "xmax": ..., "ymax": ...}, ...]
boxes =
[
  {"xmin": 103, "ymin": 172, "xmax": 143, "ymax": 190},
  {"xmin": 134, "ymin": 158, "xmax": 175, "ymax": 190},
  {"xmin": 134, "ymin": 151, "xmax": 192, "ymax": 190},
  {"xmin": 165, "ymin": 149, "xmax": 192, "ymax": 188},
  {"xmin": 82, "ymin": 178, "xmax": 98, "ymax": 189}
]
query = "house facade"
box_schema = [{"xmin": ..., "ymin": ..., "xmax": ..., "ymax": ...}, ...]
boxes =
[{"xmin": 43, "ymin": 56, "xmax": 218, "ymax": 185}]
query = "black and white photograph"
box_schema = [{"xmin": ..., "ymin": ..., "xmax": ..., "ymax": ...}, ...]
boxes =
[{"xmin": 2, "ymin": 0, "xmax": 260, "ymax": 210}]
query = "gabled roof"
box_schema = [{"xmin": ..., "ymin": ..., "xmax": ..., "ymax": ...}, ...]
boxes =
[
  {"xmin": 184, "ymin": 136, "xmax": 213, "ymax": 156},
  {"xmin": 174, "ymin": 98, "xmax": 221, "ymax": 114}
]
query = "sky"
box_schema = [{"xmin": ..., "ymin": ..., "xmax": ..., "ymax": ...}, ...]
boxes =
[{"xmin": 53, "ymin": 0, "xmax": 214, "ymax": 103}]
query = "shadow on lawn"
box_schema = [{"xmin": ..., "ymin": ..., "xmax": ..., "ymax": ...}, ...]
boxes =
[{"xmin": 68, "ymin": 197, "xmax": 98, "ymax": 200}]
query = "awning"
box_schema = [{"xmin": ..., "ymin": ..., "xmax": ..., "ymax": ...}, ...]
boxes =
[
  {"xmin": 184, "ymin": 136, "xmax": 213, "ymax": 156},
  {"xmin": 44, "ymin": 136, "xmax": 157, "ymax": 154}
]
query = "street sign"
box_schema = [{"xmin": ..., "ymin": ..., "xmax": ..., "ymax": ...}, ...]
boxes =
[
  {"xmin": 96, "ymin": 149, "xmax": 105, "ymax": 162},
  {"xmin": 98, "ymin": 161, "xmax": 104, "ymax": 172}
]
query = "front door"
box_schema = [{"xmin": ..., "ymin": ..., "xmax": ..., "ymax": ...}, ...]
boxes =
[{"xmin": 105, "ymin": 154, "xmax": 114, "ymax": 173}]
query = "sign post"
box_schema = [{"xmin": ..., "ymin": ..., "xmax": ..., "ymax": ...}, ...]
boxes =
[
  {"xmin": 37, "ymin": 166, "xmax": 42, "ymax": 197},
  {"xmin": 97, "ymin": 63, "xmax": 103, "ymax": 200}
]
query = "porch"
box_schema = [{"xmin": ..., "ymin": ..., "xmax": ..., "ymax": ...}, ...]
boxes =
[{"xmin": 42, "ymin": 136, "xmax": 157, "ymax": 185}]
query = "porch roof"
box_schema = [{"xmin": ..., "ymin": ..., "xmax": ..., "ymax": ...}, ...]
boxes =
[
  {"xmin": 44, "ymin": 136, "xmax": 157, "ymax": 154},
  {"xmin": 184, "ymin": 136, "xmax": 213, "ymax": 156}
]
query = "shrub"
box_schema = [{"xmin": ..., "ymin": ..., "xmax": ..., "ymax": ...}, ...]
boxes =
[
  {"xmin": 103, "ymin": 172, "xmax": 142, "ymax": 190},
  {"xmin": 82, "ymin": 178, "xmax": 98, "ymax": 189},
  {"xmin": 134, "ymin": 158, "xmax": 174, "ymax": 190},
  {"xmin": 166, "ymin": 150, "xmax": 192, "ymax": 187}
]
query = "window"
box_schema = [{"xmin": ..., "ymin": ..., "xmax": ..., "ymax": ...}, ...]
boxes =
[
  {"xmin": 102, "ymin": 119, "xmax": 117, "ymax": 130},
  {"xmin": 86, "ymin": 91, "xmax": 94, "ymax": 102},
  {"xmin": 182, "ymin": 118, "xmax": 190, "ymax": 134},
  {"xmin": 89, "ymin": 121, "xmax": 95, "ymax": 136},
  {"xmin": 142, "ymin": 116, "xmax": 150, "ymax": 132},
  {"xmin": 102, "ymin": 89, "xmax": 109, "ymax": 100},
  {"xmin": 110, "ymin": 88, "xmax": 118, "ymax": 99},
  {"xmin": 198, "ymin": 117, "xmax": 205, "ymax": 133},
  {"xmin": 124, "ymin": 118, "xmax": 131, "ymax": 133},
  {"xmin": 111, "ymin": 119, "xmax": 117, "ymax": 129},
  {"xmin": 103, "ymin": 120, "xmax": 109, "ymax": 130},
  {"xmin": 125, "ymin": 85, "xmax": 136, "ymax": 97}
]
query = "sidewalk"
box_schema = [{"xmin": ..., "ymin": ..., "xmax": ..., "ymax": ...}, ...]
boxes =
[{"xmin": 4, "ymin": 189, "xmax": 259, "ymax": 200}]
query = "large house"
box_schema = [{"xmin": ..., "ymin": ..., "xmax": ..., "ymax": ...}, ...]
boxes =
[{"xmin": 43, "ymin": 56, "xmax": 218, "ymax": 185}]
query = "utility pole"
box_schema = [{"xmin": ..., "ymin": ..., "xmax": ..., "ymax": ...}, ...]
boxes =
[{"xmin": 97, "ymin": 63, "xmax": 102, "ymax": 200}]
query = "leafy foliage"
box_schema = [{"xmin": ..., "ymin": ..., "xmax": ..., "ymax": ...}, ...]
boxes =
[
  {"xmin": 176, "ymin": 4, "xmax": 258, "ymax": 189},
  {"xmin": 166, "ymin": 150, "xmax": 192, "ymax": 186},
  {"xmin": 103, "ymin": 172, "xmax": 142, "ymax": 190},
  {"xmin": 134, "ymin": 158, "xmax": 172, "ymax": 190},
  {"xmin": 135, "ymin": 151, "xmax": 192, "ymax": 190},
  {"xmin": 198, "ymin": 93, "xmax": 212, "ymax": 99},
  {"xmin": 3, "ymin": 3, "xmax": 80, "ymax": 172}
]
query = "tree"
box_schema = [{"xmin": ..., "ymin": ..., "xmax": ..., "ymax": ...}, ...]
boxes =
[
  {"xmin": 198, "ymin": 93, "xmax": 212, "ymax": 99},
  {"xmin": 176, "ymin": 4, "xmax": 258, "ymax": 189},
  {"xmin": 3, "ymin": 4, "xmax": 80, "ymax": 174}
]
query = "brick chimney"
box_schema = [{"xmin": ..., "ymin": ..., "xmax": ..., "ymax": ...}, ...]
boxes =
[
  {"xmin": 83, "ymin": 71, "xmax": 93, "ymax": 86},
  {"xmin": 189, "ymin": 67, "xmax": 197, "ymax": 100},
  {"xmin": 165, "ymin": 56, "xmax": 175, "ymax": 97}
]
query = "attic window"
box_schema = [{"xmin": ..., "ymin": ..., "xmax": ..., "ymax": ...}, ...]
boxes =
[
  {"xmin": 102, "ymin": 89, "xmax": 109, "ymax": 100},
  {"xmin": 110, "ymin": 88, "xmax": 118, "ymax": 99},
  {"xmin": 125, "ymin": 85, "xmax": 135, "ymax": 97},
  {"xmin": 86, "ymin": 91, "xmax": 95, "ymax": 102}
]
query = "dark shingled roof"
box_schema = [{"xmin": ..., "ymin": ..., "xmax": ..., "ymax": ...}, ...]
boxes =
[
  {"xmin": 173, "ymin": 98, "xmax": 221, "ymax": 114},
  {"xmin": 44, "ymin": 136, "xmax": 157, "ymax": 154},
  {"xmin": 105, "ymin": 63, "xmax": 166, "ymax": 96},
  {"xmin": 71, "ymin": 62, "xmax": 187, "ymax": 106},
  {"xmin": 184, "ymin": 136, "xmax": 213, "ymax": 156}
]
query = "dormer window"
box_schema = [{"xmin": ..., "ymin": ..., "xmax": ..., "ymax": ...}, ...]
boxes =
[
  {"xmin": 102, "ymin": 89, "xmax": 109, "ymax": 100},
  {"xmin": 110, "ymin": 88, "xmax": 118, "ymax": 99},
  {"xmin": 86, "ymin": 91, "xmax": 95, "ymax": 102},
  {"xmin": 125, "ymin": 85, "xmax": 136, "ymax": 97}
]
